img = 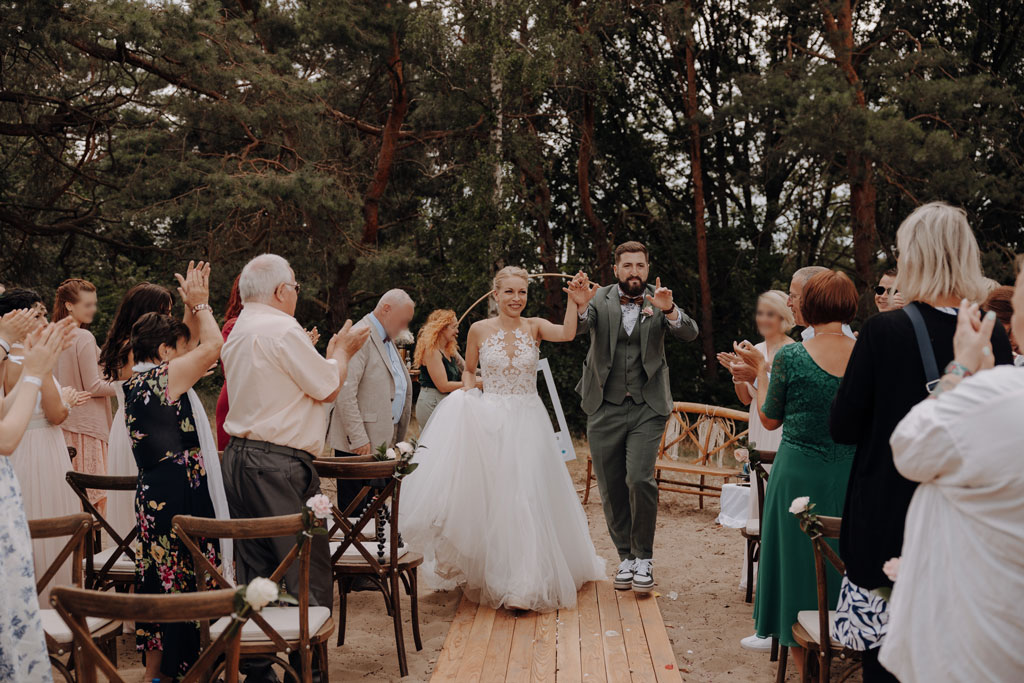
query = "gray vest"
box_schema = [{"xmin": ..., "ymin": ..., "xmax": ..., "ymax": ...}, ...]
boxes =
[{"xmin": 604, "ymin": 319, "xmax": 647, "ymax": 404}]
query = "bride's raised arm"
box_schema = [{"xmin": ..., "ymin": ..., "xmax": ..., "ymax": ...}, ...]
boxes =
[
  {"xmin": 462, "ymin": 321, "xmax": 484, "ymax": 390},
  {"xmin": 533, "ymin": 272, "xmax": 595, "ymax": 343}
]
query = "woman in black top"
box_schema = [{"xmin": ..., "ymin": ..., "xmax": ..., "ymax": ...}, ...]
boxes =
[
  {"xmin": 829, "ymin": 202, "xmax": 1013, "ymax": 681},
  {"xmin": 413, "ymin": 309, "xmax": 464, "ymax": 426}
]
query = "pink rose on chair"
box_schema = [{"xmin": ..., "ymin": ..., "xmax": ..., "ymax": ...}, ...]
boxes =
[
  {"xmin": 883, "ymin": 557, "xmax": 901, "ymax": 582},
  {"xmin": 305, "ymin": 494, "xmax": 333, "ymax": 521}
]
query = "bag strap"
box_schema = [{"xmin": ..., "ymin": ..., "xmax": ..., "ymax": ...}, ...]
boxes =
[{"xmin": 904, "ymin": 302, "xmax": 940, "ymax": 386}]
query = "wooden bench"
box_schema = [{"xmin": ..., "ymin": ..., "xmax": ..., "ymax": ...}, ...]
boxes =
[{"xmin": 583, "ymin": 401, "xmax": 747, "ymax": 509}]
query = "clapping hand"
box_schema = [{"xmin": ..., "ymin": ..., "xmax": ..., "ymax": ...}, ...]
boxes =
[
  {"xmin": 717, "ymin": 350, "xmax": 756, "ymax": 384},
  {"xmin": 564, "ymin": 270, "xmax": 599, "ymax": 308},
  {"xmin": 327, "ymin": 319, "xmax": 371, "ymax": 361},
  {"xmin": 61, "ymin": 386, "xmax": 91, "ymax": 408},
  {"xmin": 307, "ymin": 327, "xmax": 321, "ymax": 347},
  {"xmin": 645, "ymin": 277, "xmax": 674, "ymax": 312},
  {"xmin": 952, "ymin": 300, "xmax": 997, "ymax": 374},
  {"xmin": 0, "ymin": 309, "xmax": 38, "ymax": 346},
  {"xmin": 733, "ymin": 340, "xmax": 766, "ymax": 374},
  {"xmin": 22, "ymin": 318, "xmax": 77, "ymax": 377},
  {"xmin": 175, "ymin": 260, "xmax": 211, "ymax": 310}
]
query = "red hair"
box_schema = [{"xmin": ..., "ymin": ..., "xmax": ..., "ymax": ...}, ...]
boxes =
[
  {"xmin": 52, "ymin": 278, "xmax": 97, "ymax": 328},
  {"xmin": 224, "ymin": 274, "xmax": 243, "ymax": 322}
]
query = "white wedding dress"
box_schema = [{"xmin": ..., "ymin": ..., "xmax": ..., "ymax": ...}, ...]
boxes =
[{"xmin": 400, "ymin": 327, "xmax": 605, "ymax": 611}]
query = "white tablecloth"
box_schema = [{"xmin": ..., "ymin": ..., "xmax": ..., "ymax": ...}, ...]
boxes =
[{"xmin": 717, "ymin": 483, "xmax": 750, "ymax": 528}]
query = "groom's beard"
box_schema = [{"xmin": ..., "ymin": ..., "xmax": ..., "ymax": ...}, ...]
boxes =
[{"xmin": 619, "ymin": 275, "xmax": 647, "ymax": 297}]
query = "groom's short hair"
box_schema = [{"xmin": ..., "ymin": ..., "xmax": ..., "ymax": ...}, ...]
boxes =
[{"xmin": 615, "ymin": 241, "xmax": 649, "ymax": 263}]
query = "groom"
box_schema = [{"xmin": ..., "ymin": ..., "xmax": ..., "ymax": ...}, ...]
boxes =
[{"xmin": 573, "ymin": 241, "xmax": 699, "ymax": 592}]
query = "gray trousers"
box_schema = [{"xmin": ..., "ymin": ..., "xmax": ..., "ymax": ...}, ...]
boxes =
[
  {"xmin": 221, "ymin": 437, "xmax": 332, "ymax": 607},
  {"xmin": 586, "ymin": 398, "xmax": 664, "ymax": 561}
]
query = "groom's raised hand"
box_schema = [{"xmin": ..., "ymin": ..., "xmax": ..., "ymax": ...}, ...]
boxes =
[
  {"xmin": 646, "ymin": 277, "xmax": 675, "ymax": 313},
  {"xmin": 564, "ymin": 270, "xmax": 599, "ymax": 308}
]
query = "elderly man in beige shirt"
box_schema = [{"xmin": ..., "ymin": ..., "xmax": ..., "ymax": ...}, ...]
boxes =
[{"xmin": 221, "ymin": 253, "xmax": 368, "ymax": 621}]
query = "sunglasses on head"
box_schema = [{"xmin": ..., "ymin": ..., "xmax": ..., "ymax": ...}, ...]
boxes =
[{"xmin": 874, "ymin": 286, "xmax": 896, "ymax": 296}]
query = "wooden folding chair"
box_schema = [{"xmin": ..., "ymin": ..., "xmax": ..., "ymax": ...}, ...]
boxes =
[
  {"xmin": 173, "ymin": 513, "xmax": 334, "ymax": 683},
  {"xmin": 65, "ymin": 471, "xmax": 138, "ymax": 591},
  {"xmin": 51, "ymin": 586, "xmax": 245, "ymax": 683},
  {"xmin": 28, "ymin": 513, "xmax": 122, "ymax": 681},
  {"xmin": 777, "ymin": 515, "xmax": 863, "ymax": 683},
  {"xmin": 313, "ymin": 457, "xmax": 424, "ymax": 678}
]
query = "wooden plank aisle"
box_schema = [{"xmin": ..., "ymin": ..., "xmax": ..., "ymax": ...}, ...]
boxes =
[
  {"xmin": 432, "ymin": 596, "xmax": 480, "ymax": 682},
  {"xmin": 430, "ymin": 581, "xmax": 681, "ymax": 682},
  {"xmin": 616, "ymin": 590, "xmax": 657, "ymax": 683}
]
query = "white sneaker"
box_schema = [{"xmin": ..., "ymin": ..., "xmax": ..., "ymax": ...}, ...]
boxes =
[
  {"xmin": 740, "ymin": 634, "xmax": 773, "ymax": 652},
  {"xmin": 632, "ymin": 559, "xmax": 654, "ymax": 593},
  {"xmin": 614, "ymin": 559, "xmax": 635, "ymax": 590}
]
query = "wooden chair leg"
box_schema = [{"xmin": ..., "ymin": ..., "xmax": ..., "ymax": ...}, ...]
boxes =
[
  {"xmin": 337, "ymin": 576, "xmax": 348, "ymax": 647},
  {"xmin": 409, "ymin": 567, "xmax": 422, "ymax": 651},
  {"xmin": 744, "ymin": 538, "xmax": 755, "ymax": 604},
  {"xmin": 776, "ymin": 645, "xmax": 788, "ymax": 683},
  {"xmin": 390, "ymin": 571, "xmax": 409, "ymax": 677},
  {"xmin": 699, "ymin": 474, "xmax": 706, "ymax": 510},
  {"xmin": 583, "ymin": 458, "xmax": 593, "ymax": 503},
  {"xmin": 301, "ymin": 641, "xmax": 313, "ymax": 683},
  {"xmin": 319, "ymin": 641, "xmax": 330, "ymax": 683},
  {"xmin": 770, "ymin": 637, "xmax": 779, "ymax": 663}
]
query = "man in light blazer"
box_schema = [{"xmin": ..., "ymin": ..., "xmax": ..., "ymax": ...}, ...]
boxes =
[
  {"xmin": 574, "ymin": 241, "xmax": 699, "ymax": 593},
  {"xmin": 328, "ymin": 289, "xmax": 414, "ymax": 512}
]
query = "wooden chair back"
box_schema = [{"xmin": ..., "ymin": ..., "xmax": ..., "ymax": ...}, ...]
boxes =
[
  {"xmin": 802, "ymin": 514, "xmax": 848, "ymax": 681},
  {"xmin": 659, "ymin": 402, "xmax": 749, "ymax": 466},
  {"xmin": 312, "ymin": 458, "xmax": 405, "ymax": 574},
  {"xmin": 51, "ymin": 587, "xmax": 244, "ymax": 683},
  {"xmin": 750, "ymin": 450, "xmax": 776, "ymax": 524},
  {"xmin": 27, "ymin": 513, "xmax": 91, "ymax": 596},
  {"xmin": 65, "ymin": 471, "xmax": 138, "ymax": 589},
  {"xmin": 172, "ymin": 514, "xmax": 317, "ymax": 660}
]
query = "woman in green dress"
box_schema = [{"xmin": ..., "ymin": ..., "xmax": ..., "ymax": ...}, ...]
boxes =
[
  {"xmin": 736, "ymin": 270, "xmax": 858, "ymax": 678},
  {"xmin": 413, "ymin": 309, "xmax": 464, "ymax": 427}
]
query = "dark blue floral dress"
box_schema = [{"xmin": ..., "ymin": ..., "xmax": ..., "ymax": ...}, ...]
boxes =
[{"xmin": 125, "ymin": 363, "xmax": 219, "ymax": 678}]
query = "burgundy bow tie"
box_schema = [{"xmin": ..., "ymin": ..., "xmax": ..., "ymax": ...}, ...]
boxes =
[
  {"xmin": 382, "ymin": 334, "xmax": 391, "ymax": 344},
  {"xmin": 620, "ymin": 294, "xmax": 644, "ymax": 306}
]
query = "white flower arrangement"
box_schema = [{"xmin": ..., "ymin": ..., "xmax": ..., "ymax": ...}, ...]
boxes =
[
  {"xmin": 374, "ymin": 438, "xmax": 420, "ymax": 478},
  {"xmin": 734, "ymin": 448, "xmax": 749, "ymax": 464},
  {"xmin": 396, "ymin": 441, "xmax": 414, "ymax": 455},
  {"xmin": 244, "ymin": 577, "xmax": 281, "ymax": 610},
  {"xmin": 305, "ymin": 494, "xmax": 333, "ymax": 521},
  {"xmin": 789, "ymin": 496, "xmax": 810, "ymax": 515}
]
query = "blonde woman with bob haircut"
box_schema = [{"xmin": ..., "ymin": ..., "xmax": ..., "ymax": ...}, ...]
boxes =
[
  {"xmin": 829, "ymin": 201, "xmax": 1014, "ymax": 682},
  {"xmin": 400, "ymin": 266, "xmax": 606, "ymax": 611},
  {"xmin": 413, "ymin": 309, "xmax": 464, "ymax": 426}
]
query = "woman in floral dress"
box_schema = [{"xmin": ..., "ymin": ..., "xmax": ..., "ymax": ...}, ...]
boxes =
[
  {"xmin": 0, "ymin": 311, "xmax": 76, "ymax": 683},
  {"xmin": 124, "ymin": 261, "xmax": 227, "ymax": 680}
]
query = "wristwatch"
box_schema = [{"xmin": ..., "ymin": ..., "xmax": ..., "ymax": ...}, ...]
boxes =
[{"xmin": 191, "ymin": 303, "xmax": 213, "ymax": 316}]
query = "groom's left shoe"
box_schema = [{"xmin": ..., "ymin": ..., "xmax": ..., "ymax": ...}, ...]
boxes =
[
  {"xmin": 614, "ymin": 558, "xmax": 635, "ymax": 590},
  {"xmin": 632, "ymin": 559, "xmax": 654, "ymax": 593}
]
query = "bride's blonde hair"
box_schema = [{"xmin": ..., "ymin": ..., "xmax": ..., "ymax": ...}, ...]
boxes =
[{"xmin": 492, "ymin": 266, "xmax": 530, "ymax": 293}]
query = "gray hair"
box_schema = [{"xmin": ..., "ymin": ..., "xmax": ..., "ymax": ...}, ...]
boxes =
[
  {"xmin": 375, "ymin": 288, "xmax": 414, "ymax": 310},
  {"xmin": 239, "ymin": 254, "xmax": 292, "ymax": 303},
  {"xmin": 792, "ymin": 266, "xmax": 829, "ymax": 286}
]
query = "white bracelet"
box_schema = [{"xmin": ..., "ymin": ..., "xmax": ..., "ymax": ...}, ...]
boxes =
[
  {"xmin": 0, "ymin": 338, "xmax": 10, "ymax": 354},
  {"xmin": 21, "ymin": 375, "xmax": 43, "ymax": 388}
]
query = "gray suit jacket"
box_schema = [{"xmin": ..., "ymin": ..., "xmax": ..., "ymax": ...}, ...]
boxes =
[
  {"xmin": 327, "ymin": 314, "xmax": 412, "ymax": 452},
  {"xmin": 575, "ymin": 283, "xmax": 699, "ymax": 417}
]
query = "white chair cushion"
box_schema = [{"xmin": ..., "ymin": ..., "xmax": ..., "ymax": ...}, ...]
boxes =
[
  {"xmin": 329, "ymin": 541, "xmax": 408, "ymax": 562},
  {"xmin": 210, "ymin": 606, "xmax": 331, "ymax": 642},
  {"xmin": 331, "ymin": 519, "xmax": 391, "ymax": 540},
  {"xmin": 41, "ymin": 609, "xmax": 114, "ymax": 645},
  {"xmin": 745, "ymin": 520, "xmax": 760, "ymax": 536},
  {"xmin": 797, "ymin": 609, "xmax": 839, "ymax": 646},
  {"xmin": 87, "ymin": 546, "xmax": 136, "ymax": 573}
]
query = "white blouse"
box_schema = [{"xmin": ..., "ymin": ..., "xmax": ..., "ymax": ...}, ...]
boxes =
[{"xmin": 880, "ymin": 366, "xmax": 1024, "ymax": 682}]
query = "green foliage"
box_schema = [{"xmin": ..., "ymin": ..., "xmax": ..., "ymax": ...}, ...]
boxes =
[{"xmin": 2, "ymin": 0, "xmax": 1023, "ymax": 432}]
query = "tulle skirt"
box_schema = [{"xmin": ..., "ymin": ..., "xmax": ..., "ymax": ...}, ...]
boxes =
[
  {"xmin": 9, "ymin": 417, "xmax": 81, "ymax": 603},
  {"xmin": 400, "ymin": 389, "xmax": 605, "ymax": 612}
]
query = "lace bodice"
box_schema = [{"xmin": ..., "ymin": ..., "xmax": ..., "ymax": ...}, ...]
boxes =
[{"xmin": 478, "ymin": 328, "xmax": 539, "ymax": 396}]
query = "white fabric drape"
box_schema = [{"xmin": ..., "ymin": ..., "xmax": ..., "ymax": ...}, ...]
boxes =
[
  {"xmin": 881, "ymin": 366, "xmax": 1024, "ymax": 682},
  {"xmin": 134, "ymin": 363, "xmax": 233, "ymax": 583}
]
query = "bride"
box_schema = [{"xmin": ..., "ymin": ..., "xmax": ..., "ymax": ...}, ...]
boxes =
[{"xmin": 400, "ymin": 266, "xmax": 606, "ymax": 611}]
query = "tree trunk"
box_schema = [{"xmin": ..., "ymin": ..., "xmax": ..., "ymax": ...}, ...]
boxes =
[
  {"xmin": 678, "ymin": 1, "xmax": 716, "ymax": 379},
  {"xmin": 578, "ymin": 92, "xmax": 614, "ymax": 285},
  {"xmin": 819, "ymin": 0, "xmax": 877, "ymax": 288}
]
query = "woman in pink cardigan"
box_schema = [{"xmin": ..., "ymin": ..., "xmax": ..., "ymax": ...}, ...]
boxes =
[{"xmin": 53, "ymin": 279, "xmax": 116, "ymax": 512}]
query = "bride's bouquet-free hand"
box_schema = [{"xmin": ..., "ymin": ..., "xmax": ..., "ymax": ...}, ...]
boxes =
[{"xmin": 373, "ymin": 438, "xmax": 420, "ymax": 479}]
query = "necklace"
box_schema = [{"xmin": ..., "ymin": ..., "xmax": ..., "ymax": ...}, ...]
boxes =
[{"xmin": 815, "ymin": 332, "xmax": 847, "ymax": 337}]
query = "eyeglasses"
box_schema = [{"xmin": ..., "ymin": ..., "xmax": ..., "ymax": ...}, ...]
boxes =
[
  {"xmin": 282, "ymin": 282, "xmax": 301, "ymax": 294},
  {"xmin": 874, "ymin": 286, "xmax": 897, "ymax": 296}
]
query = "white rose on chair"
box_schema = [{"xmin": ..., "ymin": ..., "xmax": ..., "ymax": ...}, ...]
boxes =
[
  {"xmin": 789, "ymin": 496, "xmax": 811, "ymax": 515},
  {"xmin": 396, "ymin": 441, "xmax": 414, "ymax": 455},
  {"xmin": 734, "ymin": 448, "xmax": 749, "ymax": 464},
  {"xmin": 305, "ymin": 494, "xmax": 333, "ymax": 521},
  {"xmin": 245, "ymin": 577, "xmax": 281, "ymax": 610}
]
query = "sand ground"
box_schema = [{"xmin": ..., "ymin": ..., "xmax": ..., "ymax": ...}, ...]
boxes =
[{"xmin": 101, "ymin": 439, "xmax": 851, "ymax": 682}]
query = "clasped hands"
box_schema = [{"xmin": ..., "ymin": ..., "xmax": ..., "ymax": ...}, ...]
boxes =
[{"xmin": 718, "ymin": 341, "xmax": 767, "ymax": 385}]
